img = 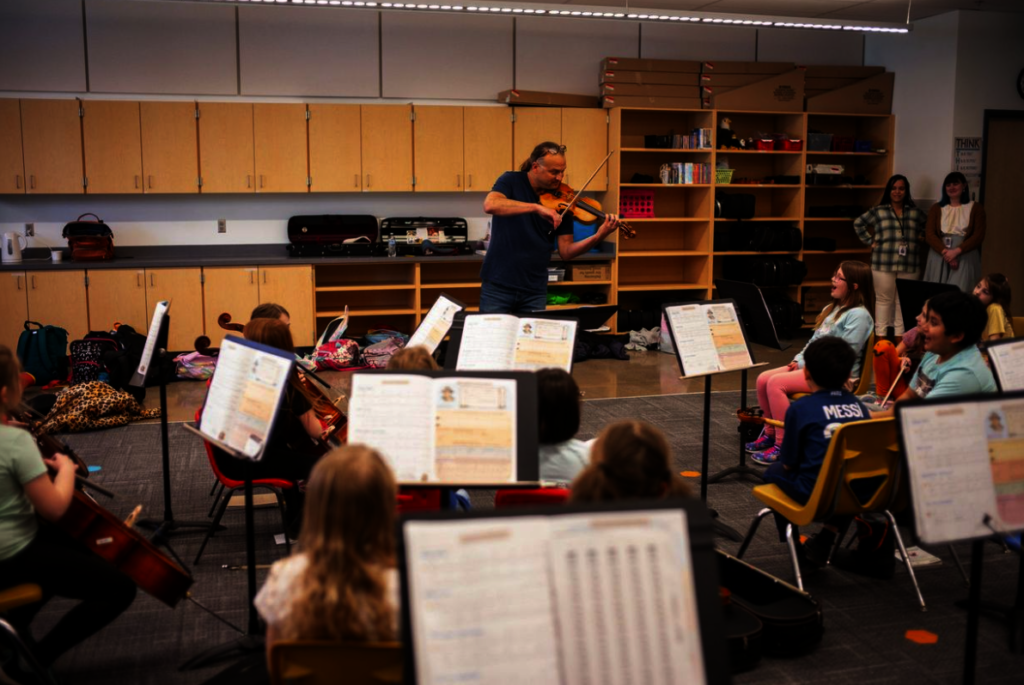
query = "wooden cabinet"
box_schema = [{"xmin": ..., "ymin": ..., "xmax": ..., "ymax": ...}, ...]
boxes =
[
  {"xmin": 464, "ymin": 107, "xmax": 512, "ymax": 192},
  {"xmin": 145, "ymin": 268, "xmax": 204, "ymax": 352},
  {"xmin": 361, "ymin": 105, "xmax": 412, "ymax": 192},
  {"xmin": 82, "ymin": 101, "xmax": 144, "ymax": 194},
  {"xmin": 198, "ymin": 103, "xmax": 255, "ymax": 194},
  {"xmin": 202, "ymin": 267, "xmax": 259, "ymax": 347},
  {"xmin": 86, "ymin": 269, "xmax": 149, "ymax": 333},
  {"xmin": 257, "ymin": 266, "xmax": 315, "ymax": 347},
  {"xmin": 308, "ymin": 104, "xmax": 362, "ymax": 193},
  {"xmin": 26, "ymin": 271, "xmax": 89, "ymax": 341},
  {"xmin": 512, "ymin": 107, "xmax": 561, "ymax": 172},
  {"xmin": 0, "ymin": 272, "xmax": 28, "ymax": 351},
  {"xmin": 413, "ymin": 106, "xmax": 463, "ymax": 192},
  {"xmin": 253, "ymin": 104, "xmax": 308, "ymax": 194},
  {"xmin": 0, "ymin": 100, "xmax": 25, "ymax": 194},
  {"xmin": 140, "ymin": 101, "xmax": 199, "ymax": 194},
  {"xmin": 21, "ymin": 99, "xmax": 84, "ymax": 195},
  {"xmin": 561, "ymin": 109, "xmax": 609, "ymax": 191}
]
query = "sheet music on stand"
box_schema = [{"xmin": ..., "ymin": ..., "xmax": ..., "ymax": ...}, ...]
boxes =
[
  {"xmin": 407, "ymin": 293, "xmax": 465, "ymax": 354},
  {"xmin": 663, "ymin": 299, "xmax": 756, "ymax": 377},
  {"xmin": 197, "ymin": 336, "xmax": 294, "ymax": 461},
  {"xmin": 985, "ymin": 337, "xmax": 1024, "ymax": 391},
  {"xmin": 456, "ymin": 313, "xmax": 578, "ymax": 373},
  {"xmin": 897, "ymin": 391, "xmax": 1024, "ymax": 544},
  {"xmin": 130, "ymin": 300, "xmax": 169, "ymax": 387},
  {"xmin": 400, "ymin": 501, "xmax": 722, "ymax": 685}
]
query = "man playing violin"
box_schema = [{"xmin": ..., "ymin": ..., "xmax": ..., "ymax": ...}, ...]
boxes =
[{"xmin": 481, "ymin": 142, "xmax": 619, "ymax": 313}]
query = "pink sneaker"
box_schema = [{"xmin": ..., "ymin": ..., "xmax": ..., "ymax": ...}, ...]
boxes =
[
  {"xmin": 751, "ymin": 445, "xmax": 781, "ymax": 465},
  {"xmin": 745, "ymin": 431, "xmax": 775, "ymax": 453}
]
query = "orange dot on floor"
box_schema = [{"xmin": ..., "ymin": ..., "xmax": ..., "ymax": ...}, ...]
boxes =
[
  {"xmin": 680, "ymin": 471, "xmax": 701, "ymax": 478},
  {"xmin": 799, "ymin": 535, "xmax": 809, "ymax": 544},
  {"xmin": 905, "ymin": 630, "xmax": 938, "ymax": 644}
]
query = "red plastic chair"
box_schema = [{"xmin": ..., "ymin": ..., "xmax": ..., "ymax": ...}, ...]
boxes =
[
  {"xmin": 193, "ymin": 408, "xmax": 296, "ymax": 565},
  {"xmin": 494, "ymin": 488, "xmax": 570, "ymax": 508},
  {"xmin": 396, "ymin": 488, "xmax": 443, "ymax": 513}
]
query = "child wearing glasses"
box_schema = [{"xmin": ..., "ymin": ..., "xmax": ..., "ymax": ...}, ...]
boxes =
[{"xmin": 748, "ymin": 260, "xmax": 875, "ymax": 464}]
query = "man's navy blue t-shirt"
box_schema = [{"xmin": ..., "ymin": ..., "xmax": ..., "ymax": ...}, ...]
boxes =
[
  {"xmin": 480, "ymin": 171, "xmax": 574, "ymax": 292},
  {"xmin": 776, "ymin": 389, "xmax": 869, "ymax": 501}
]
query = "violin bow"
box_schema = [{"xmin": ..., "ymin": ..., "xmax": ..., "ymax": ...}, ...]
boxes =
[
  {"xmin": 878, "ymin": 362, "xmax": 907, "ymax": 407},
  {"xmin": 557, "ymin": 149, "xmax": 617, "ymax": 221}
]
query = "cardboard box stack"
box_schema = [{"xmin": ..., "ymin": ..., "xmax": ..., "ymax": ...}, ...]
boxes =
[
  {"xmin": 498, "ymin": 90, "xmax": 599, "ymax": 108},
  {"xmin": 803, "ymin": 66, "xmax": 894, "ymax": 114},
  {"xmin": 599, "ymin": 58, "xmax": 702, "ymax": 109},
  {"xmin": 699, "ymin": 61, "xmax": 801, "ymax": 111}
]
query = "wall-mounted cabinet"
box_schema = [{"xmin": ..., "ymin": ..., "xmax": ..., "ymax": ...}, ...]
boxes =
[
  {"xmin": 82, "ymin": 100, "xmax": 144, "ymax": 194},
  {"xmin": 198, "ymin": 102, "xmax": 255, "ymax": 194},
  {"xmin": 254, "ymin": 103, "xmax": 308, "ymax": 193},
  {"xmin": 463, "ymin": 107, "xmax": 512, "ymax": 192},
  {"xmin": 413, "ymin": 106, "xmax": 464, "ymax": 192},
  {"xmin": 140, "ymin": 101, "xmax": 199, "ymax": 194},
  {"xmin": 361, "ymin": 104, "xmax": 413, "ymax": 192},
  {"xmin": 20, "ymin": 99, "xmax": 83, "ymax": 195},
  {"xmin": 512, "ymin": 107, "xmax": 561, "ymax": 173},
  {"xmin": 0, "ymin": 100, "xmax": 25, "ymax": 194},
  {"xmin": 308, "ymin": 104, "xmax": 362, "ymax": 193}
]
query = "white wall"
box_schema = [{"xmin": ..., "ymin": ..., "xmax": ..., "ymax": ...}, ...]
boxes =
[{"xmin": 953, "ymin": 11, "xmax": 1024, "ymax": 138}]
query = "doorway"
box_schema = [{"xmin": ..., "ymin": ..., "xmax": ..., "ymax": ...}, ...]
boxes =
[{"xmin": 981, "ymin": 111, "xmax": 1024, "ymax": 317}]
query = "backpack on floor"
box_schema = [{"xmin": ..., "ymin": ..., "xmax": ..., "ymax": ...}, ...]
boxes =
[
  {"xmin": 69, "ymin": 333, "xmax": 119, "ymax": 385},
  {"xmin": 17, "ymin": 322, "xmax": 69, "ymax": 386}
]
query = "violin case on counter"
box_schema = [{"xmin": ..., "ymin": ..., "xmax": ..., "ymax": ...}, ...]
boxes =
[
  {"xmin": 287, "ymin": 215, "xmax": 382, "ymax": 257},
  {"xmin": 379, "ymin": 217, "xmax": 473, "ymax": 256}
]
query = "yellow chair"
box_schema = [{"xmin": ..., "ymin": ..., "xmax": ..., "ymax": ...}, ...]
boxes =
[
  {"xmin": 1012, "ymin": 316, "xmax": 1023, "ymax": 338},
  {"xmin": 0, "ymin": 584, "xmax": 56, "ymax": 685},
  {"xmin": 269, "ymin": 640, "xmax": 402, "ymax": 685},
  {"xmin": 790, "ymin": 331, "xmax": 875, "ymax": 402},
  {"xmin": 736, "ymin": 418, "xmax": 926, "ymax": 610}
]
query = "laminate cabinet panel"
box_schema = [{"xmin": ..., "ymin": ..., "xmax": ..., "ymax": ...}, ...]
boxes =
[
  {"xmin": 0, "ymin": 100, "xmax": 25, "ymax": 194},
  {"xmin": 86, "ymin": 269, "xmax": 148, "ymax": 332},
  {"xmin": 512, "ymin": 108, "xmax": 561, "ymax": 173},
  {"xmin": 254, "ymin": 103, "xmax": 308, "ymax": 194},
  {"xmin": 464, "ymin": 107, "xmax": 512, "ymax": 192},
  {"xmin": 0, "ymin": 272, "xmax": 28, "ymax": 352},
  {"xmin": 140, "ymin": 101, "xmax": 199, "ymax": 194},
  {"xmin": 258, "ymin": 266, "xmax": 314, "ymax": 347},
  {"xmin": 202, "ymin": 267, "xmax": 259, "ymax": 347},
  {"xmin": 561, "ymin": 108, "xmax": 609, "ymax": 191},
  {"xmin": 198, "ymin": 103, "xmax": 255, "ymax": 194},
  {"xmin": 82, "ymin": 100, "xmax": 143, "ymax": 194},
  {"xmin": 0, "ymin": 0, "xmax": 86, "ymax": 92},
  {"xmin": 308, "ymin": 104, "xmax": 361, "ymax": 192},
  {"xmin": 26, "ymin": 271, "xmax": 89, "ymax": 342},
  {"xmin": 361, "ymin": 105, "xmax": 412, "ymax": 192},
  {"xmin": 145, "ymin": 268, "xmax": 204, "ymax": 352},
  {"xmin": 414, "ymin": 106, "xmax": 463, "ymax": 192},
  {"xmin": 21, "ymin": 99, "xmax": 84, "ymax": 195}
]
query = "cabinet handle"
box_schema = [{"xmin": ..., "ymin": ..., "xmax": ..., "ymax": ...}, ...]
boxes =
[
  {"xmin": 250, "ymin": 271, "xmax": 254, "ymax": 284},
  {"xmin": 137, "ymin": 273, "xmax": 141, "ymax": 287},
  {"xmin": 29, "ymin": 175, "xmax": 35, "ymax": 190},
  {"xmin": 134, "ymin": 175, "xmax": 140, "ymax": 189},
  {"xmin": 354, "ymin": 173, "xmax": 359, "ymax": 189},
  {"xmin": 150, "ymin": 273, "xmax": 154, "ymax": 287},
  {"xmin": 31, "ymin": 275, "xmax": 36, "ymax": 289},
  {"xmin": 263, "ymin": 270, "xmax": 267, "ymax": 284},
  {"xmin": 260, "ymin": 175, "xmax": 265, "ymax": 189},
  {"xmin": 148, "ymin": 175, "xmax": 153, "ymax": 189},
  {"xmin": 16, "ymin": 275, "xmax": 23, "ymax": 290},
  {"xmin": 456, "ymin": 174, "xmax": 461, "ymax": 188},
  {"xmin": 247, "ymin": 175, "xmax": 252, "ymax": 189},
  {"xmin": 15, "ymin": 175, "xmax": 21, "ymax": 189},
  {"xmin": 366, "ymin": 174, "xmax": 371, "ymax": 189},
  {"xmin": 468, "ymin": 174, "xmax": 472, "ymax": 189}
]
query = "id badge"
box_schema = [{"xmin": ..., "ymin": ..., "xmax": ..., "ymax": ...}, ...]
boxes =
[
  {"xmin": 944, "ymin": 236, "xmax": 953, "ymax": 249},
  {"xmin": 898, "ymin": 244, "xmax": 908, "ymax": 257}
]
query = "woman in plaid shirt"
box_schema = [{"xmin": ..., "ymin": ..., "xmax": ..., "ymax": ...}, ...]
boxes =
[{"xmin": 853, "ymin": 174, "xmax": 927, "ymax": 338}]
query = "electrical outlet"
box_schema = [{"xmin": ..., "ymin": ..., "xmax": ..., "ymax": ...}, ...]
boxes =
[
  {"xmin": 24, "ymin": 223, "xmax": 34, "ymax": 237},
  {"xmin": 218, "ymin": 219, "xmax": 226, "ymax": 234}
]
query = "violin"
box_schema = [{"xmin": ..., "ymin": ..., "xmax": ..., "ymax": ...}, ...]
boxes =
[
  {"xmin": 12, "ymin": 411, "xmax": 193, "ymax": 608},
  {"xmin": 539, "ymin": 182, "xmax": 636, "ymax": 240},
  {"xmin": 736, "ymin": 407, "xmax": 784, "ymax": 429}
]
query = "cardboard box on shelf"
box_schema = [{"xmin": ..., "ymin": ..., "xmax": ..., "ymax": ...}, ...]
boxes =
[
  {"xmin": 702, "ymin": 69, "xmax": 805, "ymax": 112},
  {"xmin": 701, "ymin": 61, "xmax": 795, "ymax": 75},
  {"xmin": 602, "ymin": 95, "xmax": 703, "ymax": 109},
  {"xmin": 806, "ymin": 77, "xmax": 862, "ymax": 90},
  {"xmin": 803, "ymin": 65, "xmax": 886, "ymax": 79},
  {"xmin": 806, "ymin": 72, "xmax": 894, "ymax": 114},
  {"xmin": 498, "ymin": 89, "xmax": 599, "ymax": 108},
  {"xmin": 601, "ymin": 70, "xmax": 696, "ymax": 86},
  {"xmin": 602, "ymin": 57, "xmax": 701, "ymax": 73},
  {"xmin": 699, "ymin": 73, "xmax": 771, "ymax": 87},
  {"xmin": 569, "ymin": 264, "xmax": 612, "ymax": 282},
  {"xmin": 601, "ymin": 83, "xmax": 701, "ymax": 98}
]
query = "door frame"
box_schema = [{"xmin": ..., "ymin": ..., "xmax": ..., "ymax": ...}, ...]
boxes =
[{"xmin": 979, "ymin": 109, "xmax": 1024, "ymax": 204}]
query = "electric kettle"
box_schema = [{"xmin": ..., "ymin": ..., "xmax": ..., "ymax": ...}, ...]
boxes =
[{"xmin": 2, "ymin": 232, "xmax": 26, "ymax": 264}]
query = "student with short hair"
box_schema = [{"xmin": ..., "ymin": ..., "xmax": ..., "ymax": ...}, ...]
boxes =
[
  {"xmin": 570, "ymin": 420, "xmax": 691, "ymax": 503},
  {"xmin": 974, "ymin": 273, "xmax": 1014, "ymax": 341},
  {"xmin": 536, "ymin": 368, "xmax": 589, "ymax": 483},
  {"xmin": 251, "ymin": 302, "xmax": 291, "ymax": 326},
  {"xmin": 386, "ymin": 345, "xmax": 439, "ymax": 371}
]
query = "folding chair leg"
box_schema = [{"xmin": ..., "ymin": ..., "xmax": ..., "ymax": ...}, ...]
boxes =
[
  {"xmin": 208, "ymin": 483, "xmax": 226, "ymax": 518},
  {"xmin": 785, "ymin": 524, "xmax": 804, "ymax": 592},
  {"xmin": 194, "ymin": 487, "xmax": 235, "ymax": 565},
  {"xmin": 275, "ymin": 489, "xmax": 291, "ymax": 555},
  {"xmin": 0, "ymin": 618, "xmax": 56, "ymax": 685},
  {"xmin": 737, "ymin": 508, "xmax": 774, "ymax": 559},
  {"xmin": 948, "ymin": 544, "xmax": 970, "ymax": 587},
  {"xmin": 208, "ymin": 477, "xmax": 220, "ymax": 497},
  {"xmin": 886, "ymin": 510, "xmax": 926, "ymax": 612}
]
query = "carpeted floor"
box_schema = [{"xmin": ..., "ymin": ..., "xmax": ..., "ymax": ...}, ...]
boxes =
[{"xmin": 21, "ymin": 392, "xmax": 1024, "ymax": 684}]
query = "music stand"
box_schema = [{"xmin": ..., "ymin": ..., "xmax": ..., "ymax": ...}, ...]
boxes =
[
  {"xmin": 408, "ymin": 292, "xmax": 466, "ymax": 356},
  {"xmin": 444, "ymin": 313, "xmax": 579, "ymax": 373},
  {"xmin": 526, "ymin": 304, "xmax": 618, "ymax": 331},
  {"xmin": 896, "ymin": 279, "xmax": 959, "ymax": 334},
  {"xmin": 134, "ymin": 302, "xmax": 220, "ymax": 544},
  {"xmin": 984, "ymin": 337, "xmax": 1024, "ymax": 392}
]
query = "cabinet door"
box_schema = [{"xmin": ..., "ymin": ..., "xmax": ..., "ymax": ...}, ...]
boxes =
[
  {"xmin": 254, "ymin": 104, "xmax": 308, "ymax": 194},
  {"xmin": 561, "ymin": 109, "xmax": 609, "ymax": 191},
  {"xmin": 361, "ymin": 105, "xmax": 412, "ymax": 192},
  {"xmin": 512, "ymin": 107, "xmax": 561, "ymax": 174},
  {"xmin": 308, "ymin": 104, "xmax": 361, "ymax": 193},
  {"xmin": 413, "ymin": 106, "xmax": 463, "ymax": 192},
  {"xmin": 21, "ymin": 99, "xmax": 84, "ymax": 195},
  {"xmin": 86, "ymin": 269, "xmax": 149, "ymax": 333},
  {"xmin": 202, "ymin": 267, "xmax": 259, "ymax": 347},
  {"xmin": 0, "ymin": 272, "xmax": 28, "ymax": 351},
  {"xmin": 258, "ymin": 266, "xmax": 314, "ymax": 347},
  {"xmin": 0, "ymin": 100, "xmax": 25, "ymax": 194},
  {"xmin": 82, "ymin": 101, "xmax": 143, "ymax": 194},
  {"xmin": 26, "ymin": 271, "xmax": 89, "ymax": 341},
  {"xmin": 464, "ymin": 107, "xmax": 512, "ymax": 192},
  {"xmin": 198, "ymin": 103, "xmax": 255, "ymax": 194},
  {"xmin": 140, "ymin": 101, "xmax": 199, "ymax": 194},
  {"xmin": 146, "ymin": 268, "xmax": 204, "ymax": 352}
]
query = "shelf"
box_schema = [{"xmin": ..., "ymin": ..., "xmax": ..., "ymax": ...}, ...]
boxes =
[
  {"xmin": 806, "ymin": 185, "xmax": 885, "ymax": 190},
  {"xmin": 806, "ymin": 151, "xmax": 887, "ymax": 156},
  {"xmin": 804, "ymin": 217, "xmax": 855, "ymax": 221},
  {"xmin": 315, "ymin": 284, "xmax": 414, "ymax": 292},
  {"xmin": 716, "ymin": 184, "xmax": 802, "ymax": 189},
  {"xmin": 719, "ymin": 150, "xmax": 803, "ymax": 155},
  {"xmin": 420, "ymin": 307, "xmax": 479, "ymax": 314},
  {"xmin": 622, "ymin": 217, "xmax": 709, "ymax": 222},
  {"xmin": 713, "ymin": 251, "xmax": 798, "ymax": 256},
  {"xmin": 618, "ymin": 283, "xmax": 707, "ymax": 292},
  {"xmin": 714, "ymin": 217, "xmax": 800, "ymax": 222},
  {"xmin": 621, "ymin": 183, "xmax": 711, "ymax": 188},
  {"xmin": 317, "ymin": 308, "xmax": 417, "ymax": 317},
  {"xmin": 420, "ymin": 282, "xmax": 482, "ymax": 289},
  {"xmin": 549, "ymin": 280, "xmax": 613, "ymax": 286},
  {"xmin": 801, "ymin": 249, "xmax": 870, "ymax": 255},
  {"xmin": 620, "ymin": 251, "xmax": 707, "ymax": 257},
  {"xmin": 801, "ymin": 281, "xmax": 834, "ymax": 287},
  {"xmin": 620, "ymin": 147, "xmax": 713, "ymax": 153}
]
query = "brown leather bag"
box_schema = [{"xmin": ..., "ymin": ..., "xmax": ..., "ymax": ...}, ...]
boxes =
[{"xmin": 62, "ymin": 213, "xmax": 114, "ymax": 261}]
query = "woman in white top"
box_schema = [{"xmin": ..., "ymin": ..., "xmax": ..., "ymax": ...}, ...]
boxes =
[
  {"xmin": 923, "ymin": 172, "xmax": 987, "ymax": 293},
  {"xmin": 255, "ymin": 444, "xmax": 400, "ymax": 657}
]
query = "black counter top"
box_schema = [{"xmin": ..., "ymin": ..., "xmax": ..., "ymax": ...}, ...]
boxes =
[{"xmin": 1, "ymin": 244, "xmax": 615, "ymax": 272}]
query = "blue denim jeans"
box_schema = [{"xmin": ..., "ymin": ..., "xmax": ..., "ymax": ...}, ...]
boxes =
[{"xmin": 479, "ymin": 281, "xmax": 547, "ymax": 314}]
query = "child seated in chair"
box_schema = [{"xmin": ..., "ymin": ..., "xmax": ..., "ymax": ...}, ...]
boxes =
[
  {"xmin": 570, "ymin": 420, "xmax": 691, "ymax": 503},
  {"xmin": 749, "ymin": 260, "xmax": 874, "ymax": 465},
  {"xmin": 255, "ymin": 444, "xmax": 399, "ymax": 656},
  {"xmin": 537, "ymin": 368, "xmax": 590, "ymax": 483}
]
